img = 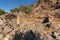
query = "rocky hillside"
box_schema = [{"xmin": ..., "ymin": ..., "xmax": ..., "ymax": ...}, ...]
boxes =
[{"xmin": 0, "ymin": 0, "xmax": 60, "ymax": 40}]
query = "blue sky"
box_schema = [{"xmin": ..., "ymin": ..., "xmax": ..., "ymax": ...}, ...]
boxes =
[{"xmin": 0, "ymin": 0, "xmax": 36, "ymax": 12}]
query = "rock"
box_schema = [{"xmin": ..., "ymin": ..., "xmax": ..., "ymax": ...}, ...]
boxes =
[
  {"xmin": 0, "ymin": 0, "xmax": 60, "ymax": 40},
  {"xmin": 3, "ymin": 34, "xmax": 10, "ymax": 40},
  {"xmin": 42, "ymin": 17, "xmax": 51, "ymax": 28},
  {"xmin": 0, "ymin": 33, "xmax": 3, "ymax": 40},
  {"xmin": 0, "ymin": 18, "xmax": 5, "ymax": 25}
]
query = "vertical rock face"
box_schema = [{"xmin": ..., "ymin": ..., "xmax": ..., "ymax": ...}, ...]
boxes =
[
  {"xmin": 0, "ymin": 18, "xmax": 5, "ymax": 25},
  {"xmin": 33, "ymin": 0, "xmax": 60, "ymax": 10},
  {"xmin": 0, "ymin": 33, "xmax": 3, "ymax": 40},
  {"xmin": 17, "ymin": 12, "xmax": 28, "ymax": 25},
  {"xmin": 0, "ymin": 0, "xmax": 60, "ymax": 40},
  {"xmin": 16, "ymin": 0, "xmax": 60, "ymax": 40},
  {"xmin": 3, "ymin": 34, "xmax": 10, "ymax": 40},
  {"xmin": 33, "ymin": 0, "xmax": 51, "ymax": 8}
]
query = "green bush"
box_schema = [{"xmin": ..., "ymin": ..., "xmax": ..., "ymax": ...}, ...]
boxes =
[
  {"xmin": 19, "ymin": 5, "xmax": 32, "ymax": 14},
  {"xmin": 10, "ymin": 5, "xmax": 32, "ymax": 14},
  {"xmin": 0, "ymin": 9, "xmax": 5, "ymax": 15},
  {"xmin": 10, "ymin": 8, "xmax": 19, "ymax": 13}
]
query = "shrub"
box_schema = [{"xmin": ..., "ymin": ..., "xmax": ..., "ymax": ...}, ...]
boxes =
[
  {"xmin": 19, "ymin": 5, "xmax": 32, "ymax": 14},
  {"xmin": 0, "ymin": 9, "xmax": 5, "ymax": 15},
  {"xmin": 10, "ymin": 8, "xmax": 19, "ymax": 13},
  {"xmin": 10, "ymin": 5, "xmax": 32, "ymax": 14}
]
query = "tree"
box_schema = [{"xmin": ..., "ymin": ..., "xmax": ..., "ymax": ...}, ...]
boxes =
[
  {"xmin": 10, "ymin": 8, "xmax": 19, "ymax": 13},
  {"xmin": 0, "ymin": 9, "xmax": 5, "ymax": 15},
  {"xmin": 10, "ymin": 5, "xmax": 32, "ymax": 14},
  {"xmin": 19, "ymin": 5, "xmax": 32, "ymax": 14}
]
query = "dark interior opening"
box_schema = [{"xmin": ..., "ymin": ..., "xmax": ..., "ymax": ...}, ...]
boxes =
[
  {"xmin": 13, "ymin": 31, "xmax": 24, "ymax": 40},
  {"xmin": 24, "ymin": 30, "xmax": 37, "ymax": 40},
  {"xmin": 50, "ymin": 32, "xmax": 56, "ymax": 39},
  {"xmin": 42, "ymin": 17, "xmax": 49, "ymax": 23},
  {"xmin": 12, "ymin": 30, "xmax": 39, "ymax": 40},
  {"xmin": 42, "ymin": 17, "xmax": 51, "ymax": 28},
  {"xmin": 46, "ymin": 24, "xmax": 51, "ymax": 28}
]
